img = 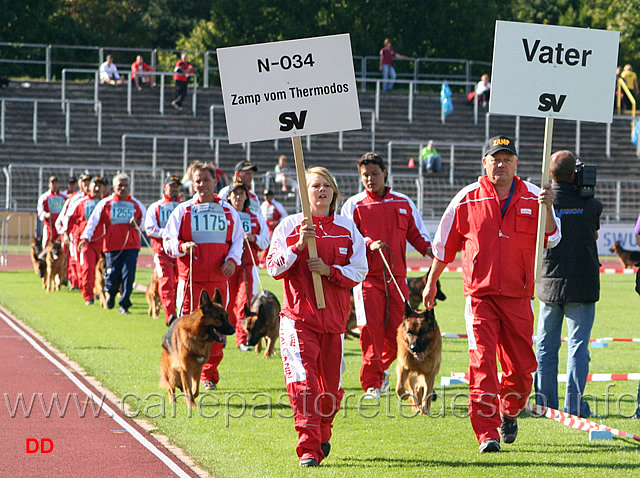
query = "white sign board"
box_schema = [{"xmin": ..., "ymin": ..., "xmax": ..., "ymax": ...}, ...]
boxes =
[
  {"xmin": 217, "ymin": 34, "xmax": 361, "ymax": 144},
  {"xmin": 490, "ymin": 21, "xmax": 619, "ymax": 123}
]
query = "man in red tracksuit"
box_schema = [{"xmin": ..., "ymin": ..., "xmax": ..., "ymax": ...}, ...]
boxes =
[
  {"xmin": 144, "ymin": 175, "xmax": 182, "ymax": 325},
  {"xmin": 423, "ymin": 135, "xmax": 561, "ymax": 453},
  {"xmin": 163, "ymin": 162, "xmax": 243, "ymax": 390},
  {"xmin": 267, "ymin": 166, "xmax": 368, "ymax": 467},
  {"xmin": 225, "ymin": 182, "xmax": 270, "ymax": 350},
  {"xmin": 37, "ymin": 175, "xmax": 67, "ymax": 249},
  {"xmin": 70, "ymin": 178, "xmax": 105, "ymax": 305},
  {"xmin": 171, "ymin": 52, "xmax": 194, "ymax": 110},
  {"xmin": 80, "ymin": 173, "xmax": 146, "ymax": 315},
  {"xmin": 341, "ymin": 152, "xmax": 433, "ymax": 399}
]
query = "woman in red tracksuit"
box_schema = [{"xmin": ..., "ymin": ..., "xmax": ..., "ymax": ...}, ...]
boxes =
[
  {"xmin": 163, "ymin": 162, "xmax": 243, "ymax": 390},
  {"xmin": 226, "ymin": 182, "xmax": 270, "ymax": 350},
  {"xmin": 267, "ymin": 166, "xmax": 368, "ymax": 467}
]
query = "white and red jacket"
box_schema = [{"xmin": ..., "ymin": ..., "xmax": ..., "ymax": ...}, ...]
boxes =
[
  {"xmin": 237, "ymin": 207, "xmax": 270, "ymax": 264},
  {"xmin": 433, "ymin": 175, "xmax": 561, "ymax": 298},
  {"xmin": 144, "ymin": 195, "xmax": 181, "ymax": 256},
  {"xmin": 267, "ymin": 213, "xmax": 368, "ymax": 334},
  {"xmin": 260, "ymin": 199, "xmax": 288, "ymax": 234},
  {"xmin": 37, "ymin": 189, "xmax": 67, "ymax": 241},
  {"xmin": 81, "ymin": 193, "xmax": 146, "ymax": 252},
  {"xmin": 56, "ymin": 191, "xmax": 86, "ymax": 235},
  {"xmin": 341, "ymin": 187, "xmax": 431, "ymax": 279},
  {"xmin": 162, "ymin": 196, "xmax": 243, "ymax": 282},
  {"xmin": 67, "ymin": 195, "xmax": 104, "ymax": 245}
]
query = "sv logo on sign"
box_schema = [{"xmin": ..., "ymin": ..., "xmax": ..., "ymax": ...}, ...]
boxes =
[
  {"xmin": 538, "ymin": 93, "xmax": 567, "ymax": 113},
  {"xmin": 279, "ymin": 110, "xmax": 308, "ymax": 132}
]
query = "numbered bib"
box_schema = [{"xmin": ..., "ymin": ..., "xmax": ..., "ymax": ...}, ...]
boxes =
[
  {"xmin": 191, "ymin": 202, "xmax": 228, "ymax": 244},
  {"xmin": 238, "ymin": 211, "xmax": 252, "ymax": 233},
  {"xmin": 47, "ymin": 196, "xmax": 65, "ymax": 215},
  {"xmin": 263, "ymin": 204, "xmax": 275, "ymax": 221},
  {"xmin": 158, "ymin": 201, "xmax": 179, "ymax": 228},
  {"xmin": 83, "ymin": 199, "xmax": 99, "ymax": 221},
  {"xmin": 110, "ymin": 201, "xmax": 135, "ymax": 225}
]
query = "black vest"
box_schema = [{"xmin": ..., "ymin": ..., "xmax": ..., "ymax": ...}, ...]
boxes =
[{"xmin": 538, "ymin": 182, "xmax": 603, "ymax": 303}]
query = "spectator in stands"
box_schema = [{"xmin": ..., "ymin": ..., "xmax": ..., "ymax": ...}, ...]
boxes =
[
  {"xmin": 259, "ymin": 189, "xmax": 288, "ymax": 264},
  {"xmin": 218, "ymin": 161, "xmax": 261, "ymax": 213},
  {"xmin": 163, "ymin": 161, "xmax": 243, "ymax": 390},
  {"xmin": 274, "ymin": 154, "xmax": 298, "ymax": 194},
  {"xmin": 144, "ymin": 175, "xmax": 182, "ymax": 325},
  {"xmin": 80, "ymin": 173, "xmax": 146, "ymax": 315},
  {"xmin": 621, "ymin": 64, "xmax": 639, "ymax": 112},
  {"xmin": 420, "ymin": 140, "xmax": 441, "ymax": 173},
  {"xmin": 37, "ymin": 175, "xmax": 66, "ymax": 250},
  {"xmin": 534, "ymin": 150, "xmax": 603, "ymax": 418},
  {"xmin": 72, "ymin": 177, "xmax": 105, "ymax": 305},
  {"xmin": 226, "ymin": 182, "xmax": 270, "ymax": 351},
  {"xmin": 131, "ymin": 55, "xmax": 154, "ymax": 90},
  {"xmin": 172, "ymin": 52, "xmax": 194, "ymax": 110},
  {"xmin": 341, "ymin": 152, "xmax": 433, "ymax": 400},
  {"xmin": 99, "ymin": 55, "xmax": 126, "ymax": 86},
  {"xmin": 422, "ymin": 135, "xmax": 561, "ymax": 453},
  {"xmin": 379, "ymin": 38, "xmax": 409, "ymax": 93},
  {"xmin": 476, "ymin": 74, "xmax": 491, "ymax": 108}
]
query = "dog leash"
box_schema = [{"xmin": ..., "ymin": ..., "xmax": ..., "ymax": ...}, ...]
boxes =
[
  {"xmin": 189, "ymin": 248, "xmax": 194, "ymax": 314},
  {"xmin": 244, "ymin": 237, "xmax": 264, "ymax": 293},
  {"xmin": 378, "ymin": 248, "xmax": 407, "ymax": 303}
]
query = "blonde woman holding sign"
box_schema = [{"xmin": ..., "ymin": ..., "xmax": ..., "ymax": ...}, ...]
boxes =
[{"xmin": 267, "ymin": 167, "xmax": 367, "ymax": 467}]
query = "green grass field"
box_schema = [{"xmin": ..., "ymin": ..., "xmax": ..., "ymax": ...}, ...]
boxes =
[{"xmin": 1, "ymin": 264, "xmax": 640, "ymax": 477}]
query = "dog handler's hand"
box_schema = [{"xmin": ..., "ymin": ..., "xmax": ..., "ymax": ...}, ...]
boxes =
[
  {"xmin": 307, "ymin": 257, "xmax": 331, "ymax": 276},
  {"xmin": 369, "ymin": 240, "xmax": 387, "ymax": 251},
  {"xmin": 221, "ymin": 259, "xmax": 236, "ymax": 277},
  {"xmin": 180, "ymin": 241, "xmax": 197, "ymax": 254},
  {"xmin": 423, "ymin": 259, "xmax": 447, "ymax": 311},
  {"xmin": 78, "ymin": 239, "xmax": 87, "ymax": 251}
]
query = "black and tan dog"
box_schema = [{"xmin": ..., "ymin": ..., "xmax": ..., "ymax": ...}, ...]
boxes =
[
  {"xmin": 407, "ymin": 271, "xmax": 447, "ymax": 310},
  {"xmin": 30, "ymin": 237, "xmax": 46, "ymax": 278},
  {"xmin": 242, "ymin": 290, "xmax": 281, "ymax": 358},
  {"xmin": 94, "ymin": 253, "xmax": 107, "ymax": 308},
  {"xmin": 43, "ymin": 240, "xmax": 65, "ymax": 292},
  {"xmin": 609, "ymin": 241, "xmax": 640, "ymax": 269},
  {"xmin": 146, "ymin": 268, "xmax": 161, "ymax": 319},
  {"xmin": 395, "ymin": 301, "xmax": 442, "ymax": 415},
  {"xmin": 160, "ymin": 289, "xmax": 235, "ymax": 408}
]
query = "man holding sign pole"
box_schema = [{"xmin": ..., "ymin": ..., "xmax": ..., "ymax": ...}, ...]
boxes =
[{"xmin": 423, "ymin": 136, "xmax": 561, "ymax": 453}]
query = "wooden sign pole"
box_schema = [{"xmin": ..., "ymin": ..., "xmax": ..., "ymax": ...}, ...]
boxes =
[
  {"xmin": 534, "ymin": 117, "xmax": 554, "ymax": 283},
  {"xmin": 291, "ymin": 136, "xmax": 326, "ymax": 308}
]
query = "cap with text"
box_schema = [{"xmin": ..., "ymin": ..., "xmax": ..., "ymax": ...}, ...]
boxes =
[
  {"xmin": 234, "ymin": 160, "xmax": 257, "ymax": 172},
  {"xmin": 483, "ymin": 135, "xmax": 518, "ymax": 157},
  {"xmin": 164, "ymin": 175, "xmax": 182, "ymax": 186}
]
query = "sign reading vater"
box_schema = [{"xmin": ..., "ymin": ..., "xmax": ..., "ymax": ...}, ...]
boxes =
[
  {"xmin": 490, "ymin": 21, "xmax": 619, "ymax": 123},
  {"xmin": 217, "ymin": 34, "xmax": 361, "ymax": 144}
]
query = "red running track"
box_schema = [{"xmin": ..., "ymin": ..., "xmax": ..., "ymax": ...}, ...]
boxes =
[{"xmin": 0, "ymin": 305, "xmax": 204, "ymax": 477}]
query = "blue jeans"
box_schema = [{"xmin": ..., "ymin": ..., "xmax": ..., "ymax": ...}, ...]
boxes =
[
  {"xmin": 534, "ymin": 302, "xmax": 595, "ymax": 417},
  {"xmin": 382, "ymin": 64, "xmax": 396, "ymax": 92},
  {"xmin": 105, "ymin": 248, "xmax": 139, "ymax": 310}
]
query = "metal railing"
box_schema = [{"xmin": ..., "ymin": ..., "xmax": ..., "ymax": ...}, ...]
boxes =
[
  {"xmin": 0, "ymin": 97, "xmax": 102, "ymax": 145},
  {"xmin": 125, "ymin": 71, "xmax": 198, "ymax": 117}
]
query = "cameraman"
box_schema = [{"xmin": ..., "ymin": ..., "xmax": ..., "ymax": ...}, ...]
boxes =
[{"xmin": 534, "ymin": 150, "xmax": 603, "ymax": 418}]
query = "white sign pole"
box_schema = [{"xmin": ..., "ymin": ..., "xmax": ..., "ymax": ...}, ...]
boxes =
[{"xmin": 534, "ymin": 117, "xmax": 554, "ymax": 283}]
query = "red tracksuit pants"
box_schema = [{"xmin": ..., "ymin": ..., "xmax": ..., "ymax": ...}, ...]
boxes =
[
  {"xmin": 357, "ymin": 277, "xmax": 407, "ymax": 391},
  {"xmin": 79, "ymin": 241, "xmax": 101, "ymax": 302},
  {"xmin": 227, "ymin": 264, "xmax": 253, "ymax": 347},
  {"xmin": 178, "ymin": 279, "xmax": 229, "ymax": 385},
  {"xmin": 154, "ymin": 253, "xmax": 177, "ymax": 323},
  {"xmin": 280, "ymin": 315, "xmax": 344, "ymax": 464},
  {"xmin": 65, "ymin": 239, "xmax": 80, "ymax": 289},
  {"xmin": 465, "ymin": 295, "xmax": 537, "ymax": 444}
]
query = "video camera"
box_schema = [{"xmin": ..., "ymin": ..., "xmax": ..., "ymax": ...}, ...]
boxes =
[{"xmin": 574, "ymin": 160, "xmax": 597, "ymax": 198}]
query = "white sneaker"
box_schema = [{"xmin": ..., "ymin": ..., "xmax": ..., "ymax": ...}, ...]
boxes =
[
  {"xmin": 381, "ymin": 370, "xmax": 390, "ymax": 393},
  {"xmin": 238, "ymin": 344, "xmax": 253, "ymax": 352},
  {"xmin": 363, "ymin": 387, "xmax": 381, "ymax": 400}
]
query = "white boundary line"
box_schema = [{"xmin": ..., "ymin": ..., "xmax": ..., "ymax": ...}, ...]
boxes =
[{"xmin": 0, "ymin": 308, "xmax": 193, "ymax": 478}]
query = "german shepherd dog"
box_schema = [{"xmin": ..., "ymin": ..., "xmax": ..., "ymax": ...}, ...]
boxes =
[
  {"xmin": 30, "ymin": 237, "xmax": 46, "ymax": 278},
  {"xmin": 43, "ymin": 240, "xmax": 66, "ymax": 292},
  {"xmin": 160, "ymin": 289, "xmax": 235, "ymax": 408},
  {"xmin": 146, "ymin": 268, "xmax": 161, "ymax": 319},
  {"xmin": 94, "ymin": 253, "xmax": 107, "ymax": 308},
  {"xmin": 242, "ymin": 290, "xmax": 281, "ymax": 358},
  {"xmin": 395, "ymin": 275, "xmax": 446, "ymax": 415},
  {"xmin": 609, "ymin": 241, "xmax": 640, "ymax": 269},
  {"xmin": 407, "ymin": 271, "xmax": 447, "ymax": 310}
]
